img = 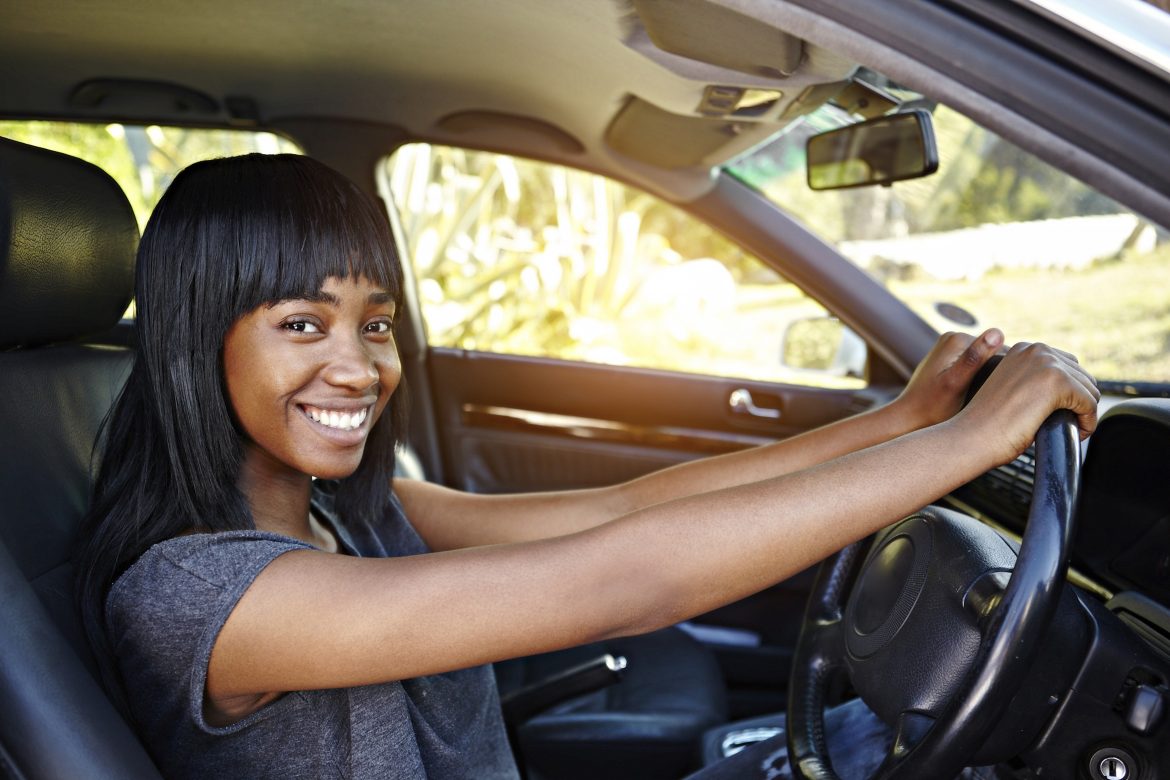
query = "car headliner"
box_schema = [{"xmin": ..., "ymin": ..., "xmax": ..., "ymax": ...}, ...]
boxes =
[{"xmin": 0, "ymin": 1, "xmax": 837, "ymax": 195}]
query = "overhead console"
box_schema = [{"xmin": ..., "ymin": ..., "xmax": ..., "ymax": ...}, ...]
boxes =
[{"xmin": 608, "ymin": 0, "xmax": 858, "ymax": 169}]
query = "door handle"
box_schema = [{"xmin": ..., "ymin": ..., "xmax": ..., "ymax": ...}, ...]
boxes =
[{"xmin": 729, "ymin": 388, "xmax": 782, "ymax": 420}]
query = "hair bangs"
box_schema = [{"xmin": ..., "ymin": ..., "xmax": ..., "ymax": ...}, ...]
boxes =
[{"xmin": 216, "ymin": 155, "xmax": 402, "ymax": 320}]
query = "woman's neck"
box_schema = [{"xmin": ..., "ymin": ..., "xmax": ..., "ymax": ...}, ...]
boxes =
[{"xmin": 236, "ymin": 453, "xmax": 336, "ymax": 551}]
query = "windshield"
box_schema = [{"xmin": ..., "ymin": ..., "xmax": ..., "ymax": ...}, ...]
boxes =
[{"xmin": 725, "ymin": 82, "xmax": 1169, "ymax": 395}]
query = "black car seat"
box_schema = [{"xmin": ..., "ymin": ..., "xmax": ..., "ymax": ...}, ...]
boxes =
[
  {"xmin": 0, "ymin": 137, "xmax": 161, "ymax": 777},
  {"xmin": 495, "ymin": 628, "xmax": 729, "ymax": 780}
]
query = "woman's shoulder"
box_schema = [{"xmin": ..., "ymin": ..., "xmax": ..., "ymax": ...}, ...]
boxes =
[
  {"xmin": 107, "ymin": 530, "xmax": 313, "ymax": 625},
  {"xmin": 122, "ymin": 528, "xmax": 312, "ymax": 575}
]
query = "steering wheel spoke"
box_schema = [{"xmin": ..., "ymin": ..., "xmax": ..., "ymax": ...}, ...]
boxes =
[{"xmin": 887, "ymin": 710, "xmax": 935, "ymax": 761}]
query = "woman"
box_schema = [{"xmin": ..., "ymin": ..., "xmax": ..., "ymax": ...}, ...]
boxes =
[{"xmin": 76, "ymin": 153, "xmax": 1098, "ymax": 779}]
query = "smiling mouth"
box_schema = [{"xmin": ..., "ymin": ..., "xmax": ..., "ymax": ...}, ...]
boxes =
[{"xmin": 301, "ymin": 404, "xmax": 371, "ymax": 432}]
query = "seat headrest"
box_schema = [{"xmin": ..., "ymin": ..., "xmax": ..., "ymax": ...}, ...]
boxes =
[{"xmin": 0, "ymin": 137, "xmax": 138, "ymax": 349}]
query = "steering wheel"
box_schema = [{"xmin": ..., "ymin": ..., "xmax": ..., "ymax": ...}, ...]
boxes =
[{"xmin": 786, "ymin": 409, "xmax": 1081, "ymax": 779}]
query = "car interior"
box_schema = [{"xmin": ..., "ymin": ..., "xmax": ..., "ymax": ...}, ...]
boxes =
[{"xmin": 2, "ymin": 1, "xmax": 1170, "ymax": 779}]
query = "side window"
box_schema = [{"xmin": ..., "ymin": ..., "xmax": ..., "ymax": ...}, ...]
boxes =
[{"xmin": 381, "ymin": 144, "xmax": 865, "ymax": 389}]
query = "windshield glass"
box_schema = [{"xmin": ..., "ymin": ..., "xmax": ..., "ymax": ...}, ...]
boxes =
[{"xmin": 725, "ymin": 78, "xmax": 1169, "ymax": 394}]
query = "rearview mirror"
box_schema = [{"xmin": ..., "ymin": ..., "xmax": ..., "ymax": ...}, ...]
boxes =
[{"xmin": 806, "ymin": 109, "xmax": 938, "ymax": 190}]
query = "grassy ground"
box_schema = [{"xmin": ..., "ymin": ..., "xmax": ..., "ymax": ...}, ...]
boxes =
[
  {"xmin": 527, "ymin": 243, "xmax": 1170, "ymax": 389},
  {"xmin": 891, "ymin": 244, "xmax": 1170, "ymax": 383}
]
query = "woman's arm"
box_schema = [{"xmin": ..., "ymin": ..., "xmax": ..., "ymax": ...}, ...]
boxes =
[
  {"xmin": 398, "ymin": 329, "xmax": 1007, "ymax": 550},
  {"xmin": 208, "ymin": 341, "xmax": 1097, "ymax": 709}
]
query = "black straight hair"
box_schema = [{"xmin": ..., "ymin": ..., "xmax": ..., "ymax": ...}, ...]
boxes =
[{"xmin": 75, "ymin": 153, "xmax": 407, "ymax": 708}]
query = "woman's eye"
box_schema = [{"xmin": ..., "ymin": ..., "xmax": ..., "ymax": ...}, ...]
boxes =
[
  {"xmin": 283, "ymin": 319, "xmax": 321, "ymax": 334},
  {"xmin": 365, "ymin": 320, "xmax": 392, "ymax": 334}
]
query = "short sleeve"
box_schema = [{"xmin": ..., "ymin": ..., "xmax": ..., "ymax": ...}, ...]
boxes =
[{"xmin": 106, "ymin": 531, "xmax": 312, "ymax": 737}]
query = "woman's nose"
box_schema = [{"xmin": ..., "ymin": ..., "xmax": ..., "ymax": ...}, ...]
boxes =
[{"xmin": 323, "ymin": 335, "xmax": 380, "ymax": 390}]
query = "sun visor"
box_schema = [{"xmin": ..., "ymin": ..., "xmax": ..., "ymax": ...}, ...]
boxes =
[{"xmin": 606, "ymin": 96, "xmax": 761, "ymax": 169}]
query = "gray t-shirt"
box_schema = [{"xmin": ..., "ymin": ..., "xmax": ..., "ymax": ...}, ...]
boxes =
[{"xmin": 106, "ymin": 490, "xmax": 518, "ymax": 779}]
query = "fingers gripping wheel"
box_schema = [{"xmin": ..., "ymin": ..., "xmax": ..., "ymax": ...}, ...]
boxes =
[{"xmin": 787, "ymin": 411, "xmax": 1081, "ymax": 779}]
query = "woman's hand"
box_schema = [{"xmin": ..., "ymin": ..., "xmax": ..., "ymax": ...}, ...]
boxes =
[
  {"xmin": 892, "ymin": 329, "xmax": 1005, "ymax": 430},
  {"xmin": 955, "ymin": 341, "xmax": 1100, "ymax": 466}
]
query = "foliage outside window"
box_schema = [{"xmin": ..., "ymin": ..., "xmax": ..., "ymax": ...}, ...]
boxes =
[
  {"xmin": 0, "ymin": 121, "xmax": 300, "ymax": 231},
  {"xmin": 728, "ymin": 101, "xmax": 1170, "ymax": 389},
  {"xmin": 382, "ymin": 144, "xmax": 863, "ymax": 388}
]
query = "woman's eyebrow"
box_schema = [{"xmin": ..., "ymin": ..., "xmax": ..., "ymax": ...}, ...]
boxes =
[
  {"xmin": 287, "ymin": 290, "xmax": 340, "ymax": 305},
  {"xmin": 272, "ymin": 290, "xmax": 393, "ymax": 307}
]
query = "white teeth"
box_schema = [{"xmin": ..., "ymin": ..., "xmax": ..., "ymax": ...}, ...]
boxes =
[{"xmin": 305, "ymin": 405, "xmax": 370, "ymax": 431}]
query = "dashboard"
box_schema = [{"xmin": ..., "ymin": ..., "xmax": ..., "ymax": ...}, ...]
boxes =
[
  {"xmin": 1073, "ymin": 399, "xmax": 1170, "ymax": 680},
  {"xmin": 1077, "ymin": 399, "xmax": 1170, "ymax": 608},
  {"xmin": 971, "ymin": 398, "xmax": 1170, "ymax": 775},
  {"xmin": 956, "ymin": 397, "xmax": 1170, "ymax": 629}
]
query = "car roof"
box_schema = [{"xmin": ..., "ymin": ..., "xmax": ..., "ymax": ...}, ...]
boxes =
[{"xmin": 1, "ymin": 0, "xmax": 861, "ymax": 197}]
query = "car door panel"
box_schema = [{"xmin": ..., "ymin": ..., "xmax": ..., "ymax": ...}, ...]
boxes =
[{"xmin": 428, "ymin": 348, "xmax": 892, "ymax": 494}]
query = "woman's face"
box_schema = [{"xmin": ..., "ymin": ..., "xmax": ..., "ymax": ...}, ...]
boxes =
[{"xmin": 223, "ymin": 274, "xmax": 400, "ymax": 484}]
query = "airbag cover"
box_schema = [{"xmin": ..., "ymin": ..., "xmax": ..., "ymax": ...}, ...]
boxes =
[{"xmin": 844, "ymin": 508, "xmax": 1019, "ymax": 724}]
